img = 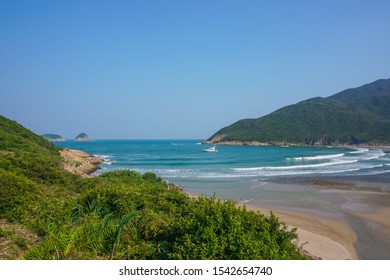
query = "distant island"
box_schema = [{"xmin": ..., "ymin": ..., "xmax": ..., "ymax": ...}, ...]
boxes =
[
  {"xmin": 205, "ymin": 78, "xmax": 390, "ymax": 146},
  {"xmin": 75, "ymin": 132, "xmax": 91, "ymax": 142},
  {"xmin": 41, "ymin": 134, "xmax": 65, "ymax": 142}
]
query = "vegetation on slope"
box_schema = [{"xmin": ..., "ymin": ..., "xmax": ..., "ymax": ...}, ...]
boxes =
[
  {"xmin": 42, "ymin": 134, "xmax": 65, "ymax": 141},
  {"xmin": 207, "ymin": 79, "xmax": 390, "ymax": 145},
  {"xmin": 0, "ymin": 115, "xmax": 306, "ymax": 259}
]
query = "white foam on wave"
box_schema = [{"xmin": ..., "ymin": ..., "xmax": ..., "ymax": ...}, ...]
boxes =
[
  {"xmin": 349, "ymin": 148, "xmax": 369, "ymax": 154},
  {"xmin": 95, "ymin": 154, "xmax": 114, "ymax": 165},
  {"xmin": 259, "ymin": 167, "xmax": 362, "ymax": 177},
  {"xmin": 363, "ymin": 164, "xmax": 383, "ymax": 169},
  {"xmin": 95, "ymin": 154, "xmax": 113, "ymax": 159},
  {"xmin": 287, "ymin": 153, "xmax": 344, "ymax": 161},
  {"xmin": 233, "ymin": 159, "xmax": 358, "ymax": 171},
  {"xmin": 364, "ymin": 156, "xmax": 381, "ymax": 160},
  {"xmin": 165, "ymin": 173, "xmax": 257, "ymax": 178},
  {"xmin": 134, "ymin": 161, "xmax": 389, "ymax": 179},
  {"xmin": 354, "ymin": 150, "xmax": 385, "ymax": 161},
  {"xmin": 163, "ymin": 169, "xmax": 183, "ymax": 173}
]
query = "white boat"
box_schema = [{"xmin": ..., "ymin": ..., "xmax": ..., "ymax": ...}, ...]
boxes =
[{"xmin": 203, "ymin": 146, "xmax": 218, "ymax": 152}]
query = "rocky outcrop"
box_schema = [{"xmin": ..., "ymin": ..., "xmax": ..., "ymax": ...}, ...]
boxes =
[{"xmin": 60, "ymin": 149, "xmax": 103, "ymax": 177}]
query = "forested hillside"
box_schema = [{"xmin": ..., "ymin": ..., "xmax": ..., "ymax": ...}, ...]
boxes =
[{"xmin": 207, "ymin": 79, "xmax": 390, "ymax": 145}]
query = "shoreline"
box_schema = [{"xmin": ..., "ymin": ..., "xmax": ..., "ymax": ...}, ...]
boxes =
[
  {"xmin": 203, "ymin": 140, "xmax": 390, "ymax": 151},
  {"xmin": 184, "ymin": 190, "xmax": 357, "ymax": 260},
  {"xmin": 183, "ymin": 174, "xmax": 390, "ymax": 260},
  {"xmin": 240, "ymin": 202, "xmax": 357, "ymax": 260},
  {"xmin": 60, "ymin": 149, "xmax": 104, "ymax": 177},
  {"xmin": 254, "ymin": 176, "xmax": 390, "ymax": 259}
]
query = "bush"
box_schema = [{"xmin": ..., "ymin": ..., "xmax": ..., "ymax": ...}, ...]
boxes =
[{"xmin": 1, "ymin": 115, "xmax": 307, "ymax": 260}]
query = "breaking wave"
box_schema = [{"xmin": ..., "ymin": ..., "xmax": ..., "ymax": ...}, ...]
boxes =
[
  {"xmin": 58, "ymin": 140, "xmax": 390, "ymax": 180},
  {"xmin": 286, "ymin": 153, "xmax": 345, "ymax": 161}
]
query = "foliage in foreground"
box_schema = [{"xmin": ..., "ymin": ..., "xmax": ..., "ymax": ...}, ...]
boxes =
[{"xmin": 0, "ymin": 115, "xmax": 307, "ymax": 259}]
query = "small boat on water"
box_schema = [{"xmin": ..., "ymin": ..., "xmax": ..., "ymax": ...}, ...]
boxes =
[{"xmin": 203, "ymin": 146, "xmax": 218, "ymax": 152}]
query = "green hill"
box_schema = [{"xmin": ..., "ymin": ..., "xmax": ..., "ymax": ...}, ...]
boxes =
[
  {"xmin": 0, "ymin": 115, "xmax": 305, "ymax": 259},
  {"xmin": 75, "ymin": 132, "xmax": 90, "ymax": 141},
  {"xmin": 207, "ymin": 78, "xmax": 390, "ymax": 145},
  {"xmin": 42, "ymin": 134, "xmax": 65, "ymax": 142}
]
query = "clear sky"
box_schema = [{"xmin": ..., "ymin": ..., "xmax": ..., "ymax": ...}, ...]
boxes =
[{"xmin": 1, "ymin": 0, "xmax": 390, "ymax": 139}]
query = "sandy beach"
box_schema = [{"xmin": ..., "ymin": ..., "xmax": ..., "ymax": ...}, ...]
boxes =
[
  {"xmin": 184, "ymin": 188, "xmax": 357, "ymax": 259},
  {"xmin": 184, "ymin": 175, "xmax": 390, "ymax": 260},
  {"xmin": 239, "ymin": 176, "xmax": 390, "ymax": 260},
  {"xmin": 241, "ymin": 203, "xmax": 357, "ymax": 259}
]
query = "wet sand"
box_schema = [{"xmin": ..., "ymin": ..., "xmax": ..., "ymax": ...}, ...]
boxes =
[
  {"xmin": 241, "ymin": 203, "xmax": 357, "ymax": 259},
  {"xmin": 185, "ymin": 188, "xmax": 357, "ymax": 259},
  {"xmin": 183, "ymin": 175, "xmax": 390, "ymax": 259},
  {"xmin": 245, "ymin": 177, "xmax": 390, "ymax": 259}
]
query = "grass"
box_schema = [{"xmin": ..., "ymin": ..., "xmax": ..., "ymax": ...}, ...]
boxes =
[{"xmin": 0, "ymin": 115, "xmax": 308, "ymax": 260}]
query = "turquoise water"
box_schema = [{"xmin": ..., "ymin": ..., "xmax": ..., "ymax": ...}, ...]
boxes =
[
  {"xmin": 57, "ymin": 140, "xmax": 390, "ymax": 259},
  {"xmin": 56, "ymin": 140, "xmax": 390, "ymax": 190}
]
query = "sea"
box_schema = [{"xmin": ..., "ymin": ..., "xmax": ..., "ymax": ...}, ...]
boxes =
[
  {"xmin": 57, "ymin": 140, "xmax": 390, "ymax": 259},
  {"xmin": 56, "ymin": 140, "xmax": 390, "ymax": 197}
]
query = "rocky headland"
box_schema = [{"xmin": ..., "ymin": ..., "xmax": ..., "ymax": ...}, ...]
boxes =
[{"xmin": 60, "ymin": 149, "xmax": 103, "ymax": 177}]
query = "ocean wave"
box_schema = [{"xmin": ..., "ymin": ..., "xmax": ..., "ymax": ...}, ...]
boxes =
[
  {"xmin": 355, "ymin": 151, "xmax": 385, "ymax": 161},
  {"xmin": 82, "ymin": 142, "xmax": 390, "ymax": 180},
  {"xmin": 128, "ymin": 162, "xmax": 390, "ymax": 179},
  {"xmin": 94, "ymin": 154, "xmax": 114, "ymax": 165},
  {"xmin": 287, "ymin": 153, "xmax": 344, "ymax": 161},
  {"xmin": 363, "ymin": 156, "xmax": 382, "ymax": 161},
  {"xmin": 363, "ymin": 164, "xmax": 383, "ymax": 169},
  {"xmin": 259, "ymin": 168, "xmax": 362, "ymax": 177},
  {"xmin": 233, "ymin": 159, "xmax": 358, "ymax": 171},
  {"xmin": 95, "ymin": 154, "xmax": 113, "ymax": 158},
  {"xmin": 163, "ymin": 173, "xmax": 258, "ymax": 178},
  {"xmin": 349, "ymin": 148, "xmax": 369, "ymax": 154}
]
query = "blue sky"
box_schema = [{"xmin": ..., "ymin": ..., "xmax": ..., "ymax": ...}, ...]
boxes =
[{"xmin": 1, "ymin": 0, "xmax": 390, "ymax": 139}]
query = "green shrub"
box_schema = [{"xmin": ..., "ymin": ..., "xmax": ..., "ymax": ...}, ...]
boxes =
[{"xmin": 1, "ymin": 115, "xmax": 307, "ymax": 260}]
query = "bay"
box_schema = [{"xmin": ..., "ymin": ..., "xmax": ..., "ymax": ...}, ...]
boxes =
[{"xmin": 56, "ymin": 140, "xmax": 390, "ymax": 199}]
